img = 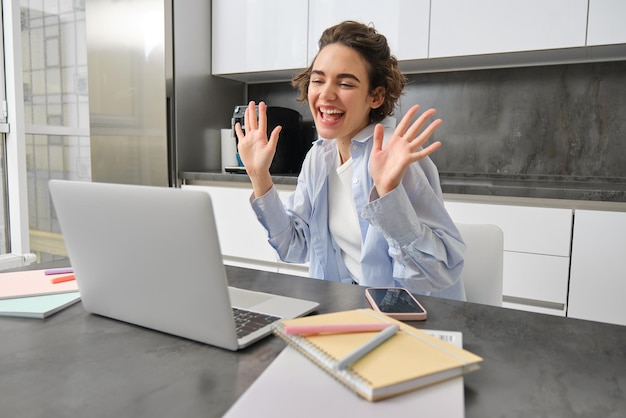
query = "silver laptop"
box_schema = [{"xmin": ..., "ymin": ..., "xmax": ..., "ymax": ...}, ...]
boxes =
[{"xmin": 48, "ymin": 180, "xmax": 319, "ymax": 351}]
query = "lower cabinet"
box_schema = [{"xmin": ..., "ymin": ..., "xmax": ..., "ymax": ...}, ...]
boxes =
[
  {"xmin": 182, "ymin": 183, "xmax": 310, "ymax": 276},
  {"xmin": 185, "ymin": 181, "xmax": 625, "ymax": 325},
  {"xmin": 567, "ymin": 210, "xmax": 626, "ymax": 326},
  {"xmin": 276, "ymin": 262, "xmax": 309, "ymax": 278},
  {"xmin": 444, "ymin": 200, "xmax": 573, "ymax": 316},
  {"xmin": 182, "ymin": 184, "xmax": 279, "ymax": 272},
  {"xmin": 502, "ymin": 252, "xmax": 570, "ymax": 315}
]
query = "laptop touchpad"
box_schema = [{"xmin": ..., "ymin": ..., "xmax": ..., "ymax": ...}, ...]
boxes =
[{"xmin": 228, "ymin": 287, "xmax": 274, "ymax": 309}]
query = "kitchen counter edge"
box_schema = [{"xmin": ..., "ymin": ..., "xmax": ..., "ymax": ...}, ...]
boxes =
[{"xmin": 180, "ymin": 171, "xmax": 626, "ymax": 212}]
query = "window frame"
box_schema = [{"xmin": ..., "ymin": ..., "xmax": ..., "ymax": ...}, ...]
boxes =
[{"xmin": 3, "ymin": 0, "xmax": 31, "ymax": 258}]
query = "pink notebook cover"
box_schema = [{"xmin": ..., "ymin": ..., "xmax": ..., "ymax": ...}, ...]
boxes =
[{"xmin": 0, "ymin": 269, "xmax": 79, "ymax": 300}]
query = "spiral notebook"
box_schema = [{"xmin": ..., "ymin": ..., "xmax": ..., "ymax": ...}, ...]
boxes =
[{"xmin": 273, "ymin": 309, "xmax": 482, "ymax": 401}]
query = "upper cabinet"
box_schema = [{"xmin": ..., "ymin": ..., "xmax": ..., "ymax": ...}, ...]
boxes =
[
  {"xmin": 587, "ymin": 0, "xmax": 626, "ymax": 46},
  {"xmin": 429, "ymin": 0, "xmax": 588, "ymax": 58},
  {"xmin": 308, "ymin": 0, "xmax": 429, "ymax": 63},
  {"xmin": 211, "ymin": 0, "xmax": 308, "ymax": 79},
  {"xmin": 212, "ymin": 0, "xmax": 626, "ymax": 82}
]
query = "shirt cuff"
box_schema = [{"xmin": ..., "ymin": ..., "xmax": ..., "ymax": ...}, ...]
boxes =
[
  {"xmin": 361, "ymin": 185, "xmax": 422, "ymax": 245},
  {"xmin": 250, "ymin": 185, "xmax": 290, "ymax": 234}
]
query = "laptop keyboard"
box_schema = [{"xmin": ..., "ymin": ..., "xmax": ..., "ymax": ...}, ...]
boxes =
[{"xmin": 232, "ymin": 307, "xmax": 281, "ymax": 339}]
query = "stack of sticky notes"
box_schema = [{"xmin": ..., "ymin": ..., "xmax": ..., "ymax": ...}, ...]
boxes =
[{"xmin": 0, "ymin": 268, "xmax": 80, "ymax": 319}]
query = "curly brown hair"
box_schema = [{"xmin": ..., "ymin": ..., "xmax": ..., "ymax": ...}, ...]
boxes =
[{"xmin": 292, "ymin": 20, "xmax": 406, "ymax": 124}]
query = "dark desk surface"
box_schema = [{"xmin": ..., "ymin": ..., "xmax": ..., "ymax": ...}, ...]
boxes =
[{"xmin": 1, "ymin": 262, "xmax": 625, "ymax": 418}]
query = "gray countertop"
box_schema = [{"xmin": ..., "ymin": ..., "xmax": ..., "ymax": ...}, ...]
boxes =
[
  {"xmin": 437, "ymin": 172, "xmax": 626, "ymax": 203},
  {"xmin": 2, "ymin": 260, "xmax": 625, "ymax": 417},
  {"xmin": 180, "ymin": 171, "xmax": 626, "ymax": 211}
]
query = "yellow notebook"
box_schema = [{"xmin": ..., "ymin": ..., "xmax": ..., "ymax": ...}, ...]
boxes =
[{"xmin": 273, "ymin": 309, "xmax": 482, "ymax": 402}]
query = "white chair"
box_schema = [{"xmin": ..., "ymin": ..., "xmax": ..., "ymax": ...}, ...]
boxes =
[{"xmin": 456, "ymin": 223, "xmax": 504, "ymax": 307}]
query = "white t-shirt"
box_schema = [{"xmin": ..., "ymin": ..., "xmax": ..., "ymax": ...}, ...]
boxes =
[{"xmin": 328, "ymin": 149, "xmax": 362, "ymax": 282}]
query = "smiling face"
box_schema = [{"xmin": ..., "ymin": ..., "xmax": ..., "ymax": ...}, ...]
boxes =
[{"xmin": 307, "ymin": 43, "xmax": 384, "ymax": 144}]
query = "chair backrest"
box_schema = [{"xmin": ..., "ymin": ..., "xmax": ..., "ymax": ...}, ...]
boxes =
[{"xmin": 456, "ymin": 223, "xmax": 504, "ymax": 307}]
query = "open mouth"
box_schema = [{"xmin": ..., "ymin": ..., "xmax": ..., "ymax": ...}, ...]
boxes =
[{"xmin": 319, "ymin": 107, "xmax": 344, "ymax": 122}]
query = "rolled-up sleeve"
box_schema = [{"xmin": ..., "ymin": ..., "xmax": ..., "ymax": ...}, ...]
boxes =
[
  {"xmin": 361, "ymin": 178, "xmax": 465, "ymax": 294},
  {"xmin": 250, "ymin": 185, "xmax": 310, "ymax": 264}
]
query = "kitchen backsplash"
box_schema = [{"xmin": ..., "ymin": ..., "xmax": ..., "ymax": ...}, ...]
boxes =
[{"xmin": 248, "ymin": 60, "xmax": 626, "ymax": 201}]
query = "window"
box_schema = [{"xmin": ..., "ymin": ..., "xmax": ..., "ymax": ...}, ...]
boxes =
[
  {"xmin": 0, "ymin": 28, "xmax": 8, "ymax": 255},
  {"xmin": 19, "ymin": 0, "xmax": 91, "ymax": 263}
]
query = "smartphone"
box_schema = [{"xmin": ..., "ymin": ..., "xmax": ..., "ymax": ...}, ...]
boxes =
[{"xmin": 365, "ymin": 287, "xmax": 427, "ymax": 321}]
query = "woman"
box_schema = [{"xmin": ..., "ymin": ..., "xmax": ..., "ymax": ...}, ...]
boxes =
[{"xmin": 235, "ymin": 21, "xmax": 466, "ymax": 300}]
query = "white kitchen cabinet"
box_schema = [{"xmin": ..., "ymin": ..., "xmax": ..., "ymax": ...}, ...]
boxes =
[
  {"xmin": 213, "ymin": 0, "xmax": 429, "ymax": 79},
  {"xmin": 444, "ymin": 202, "xmax": 572, "ymax": 256},
  {"xmin": 182, "ymin": 183, "xmax": 311, "ymax": 277},
  {"xmin": 444, "ymin": 200, "xmax": 573, "ymax": 315},
  {"xmin": 429, "ymin": 0, "xmax": 588, "ymax": 58},
  {"xmin": 587, "ymin": 0, "xmax": 626, "ymax": 46},
  {"xmin": 276, "ymin": 262, "xmax": 309, "ymax": 278},
  {"xmin": 181, "ymin": 184, "xmax": 279, "ymax": 272},
  {"xmin": 212, "ymin": 1, "xmax": 626, "ymax": 81},
  {"xmin": 503, "ymin": 252, "xmax": 570, "ymax": 308},
  {"xmin": 308, "ymin": 0, "xmax": 429, "ymax": 63},
  {"xmin": 568, "ymin": 210, "xmax": 626, "ymax": 326},
  {"xmin": 184, "ymin": 180, "xmax": 626, "ymax": 325},
  {"xmin": 211, "ymin": 0, "xmax": 308, "ymax": 76}
]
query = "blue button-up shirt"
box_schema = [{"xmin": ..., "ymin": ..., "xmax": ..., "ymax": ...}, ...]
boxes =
[{"xmin": 251, "ymin": 121, "xmax": 466, "ymax": 301}]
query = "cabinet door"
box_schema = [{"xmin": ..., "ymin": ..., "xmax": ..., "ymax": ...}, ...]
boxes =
[
  {"xmin": 429, "ymin": 0, "xmax": 588, "ymax": 58},
  {"xmin": 444, "ymin": 200, "xmax": 572, "ymax": 315},
  {"xmin": 503, "ymin": 252, "xmax": 570, "ymax": 306},
  {"xmin": 212, "ymin": 0, "xmax": 308, "ymax": 75},
  {"xmin": 568, "ymin": 210, "xmax": 626, "ymax": 326},
  {"xmin": 308, "ymin": 0, "xmax": 429, "ymax": 63},
  {"xmin": 181, "ymin": 185, "xmax": 279, "ymax": 268},
  {"xmin": 444, "ymin": 202, "xmax": 572, "ymax": 256},
  {"xmin": 276, "ymin": 262, "xmax": 309, "ymax": 278},
  {"xmin": 587, "ymin": 0, "xmax": 626, "ymax": 46}
]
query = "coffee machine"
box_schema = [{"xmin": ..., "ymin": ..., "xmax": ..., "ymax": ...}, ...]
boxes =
[{"xmin": 232, "ymin": 105, "xmax": 306, "ymax": 175}]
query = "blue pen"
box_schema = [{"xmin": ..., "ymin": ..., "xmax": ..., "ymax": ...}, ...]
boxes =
[{"xmin": 334, "ymin": 324, "xmax": 399, "ymax": 370}]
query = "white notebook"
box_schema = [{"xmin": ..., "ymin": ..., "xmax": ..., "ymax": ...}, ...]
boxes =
[{"xmin": 224, "ymin": 337, "xmax": 464, "ymax": 418}]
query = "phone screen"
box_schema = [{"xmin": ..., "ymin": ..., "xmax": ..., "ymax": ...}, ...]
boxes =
[{"xmin": 368, "ymin": 288, "xmax": 424, "ymax": 313}]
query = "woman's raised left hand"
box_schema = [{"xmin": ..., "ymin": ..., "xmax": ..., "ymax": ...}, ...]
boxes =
[{"xmin": 369, "ymin": 104, "xmax": 443, "ymax": 196}]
